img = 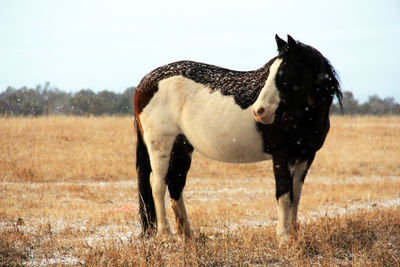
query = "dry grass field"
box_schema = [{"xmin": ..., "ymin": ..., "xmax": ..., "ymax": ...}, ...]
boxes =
[{"xmin": 0, "ymin": 116, "xmax": 399, "ymax": 266}]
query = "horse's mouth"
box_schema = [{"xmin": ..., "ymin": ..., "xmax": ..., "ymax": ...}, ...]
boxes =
[{"xmin": 253, "ymin": 110, "xmax": 275, "ymax": 125}]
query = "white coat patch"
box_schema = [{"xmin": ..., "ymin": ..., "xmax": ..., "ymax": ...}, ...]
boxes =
[
  {"xmin": 140, "ymin": 75, "xmax": 271, "ymax": 163},
  {"xmin": 253, "ymin": 58, "xmax": 282, "ymax": 113}
]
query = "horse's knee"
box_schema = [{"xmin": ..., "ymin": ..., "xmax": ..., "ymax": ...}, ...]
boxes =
[{"xmin": 149, "ymin": 173, "xmax": 166, "ymax": 195}]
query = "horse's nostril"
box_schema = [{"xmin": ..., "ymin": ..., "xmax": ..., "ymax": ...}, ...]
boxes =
[{"xmin": 257, "ymin": 107, "xmax": 265, "ymax": 115}]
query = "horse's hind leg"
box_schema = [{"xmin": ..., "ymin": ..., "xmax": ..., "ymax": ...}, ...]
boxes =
[
  {"xmin": 145, "ymin": 134, "xmax": 177, "ymax": 236},
  {"xmin": 166, "ymin": 134, "xmax": 194, "ymax": 237}
]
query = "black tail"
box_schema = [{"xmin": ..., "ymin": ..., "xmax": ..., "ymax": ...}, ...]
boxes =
[{"xmin": 136, "ymin": 123, "xmax": 156, "ymax": 234}]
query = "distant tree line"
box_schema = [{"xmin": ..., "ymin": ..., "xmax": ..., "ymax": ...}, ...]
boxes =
[
  {"xmin": 0, "ymin": 82, "xmax": 135, "ymax": 116},
  {"xmin": 0, "ymin": 83, "xmax": 399, "ymax": 116},
  {"xmin": 330, "ymin": 91, "xmax": 400, "ymax": 115}
]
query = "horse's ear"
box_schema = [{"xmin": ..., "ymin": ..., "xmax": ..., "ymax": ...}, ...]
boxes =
[
  {"xmin": 287, "ymin": 35, "xmax": 297, "ymax": 48},
  {"xmin": 275, "ymin": 34, "xmax": 287, "ymax": 52}
]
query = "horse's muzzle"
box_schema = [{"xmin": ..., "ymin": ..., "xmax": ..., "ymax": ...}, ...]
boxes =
[{"xmin": 253, "ymin": 106, "xmax": 276, "ymax": 124}]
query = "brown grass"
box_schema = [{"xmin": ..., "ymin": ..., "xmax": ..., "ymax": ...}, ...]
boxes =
[
  {"xmin": 1, "ymin": 116, "xmax": 400, "ymax": 266},
  {"xmin": 0, "ymin": 116, "xmax": 136, "ymax": 182}
]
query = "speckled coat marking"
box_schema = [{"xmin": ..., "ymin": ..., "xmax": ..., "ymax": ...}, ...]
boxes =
[{"xmin": 134, "ymin": 59, "xmax": 276, "ymax": 115}]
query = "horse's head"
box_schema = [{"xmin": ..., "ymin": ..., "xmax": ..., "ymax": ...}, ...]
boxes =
[{"xmin": 252, "ymin": 35, "xmax": 342, "ymax": 125}]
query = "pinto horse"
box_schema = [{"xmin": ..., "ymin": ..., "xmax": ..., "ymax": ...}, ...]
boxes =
[{"xmin": 134, "ymin": 35, "xmax": 342, "ymax": 244}]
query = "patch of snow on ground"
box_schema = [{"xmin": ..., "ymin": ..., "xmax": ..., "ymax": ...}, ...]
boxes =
[
  {"xmin": 341, "ymin": 123, "xmax": 400, "ymax": 128},
  {"xmin": 306, "ymin": 175, "xmax": 399, "ymax": 185},
  {"xmin": 301, "ymin": 197, "xmax": 400, "ymax": 223},
  {"xmin": 2, "ymin": 176, "xmax": 399, "ymax": 265},
  {"xmin": 25, "ymin": 255, "xmax": 84, "ymax": 267}
]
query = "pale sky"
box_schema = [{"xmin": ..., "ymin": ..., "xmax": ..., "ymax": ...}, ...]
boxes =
[{"xmin": 1, "ymin": 0, "xmax": 399, "ymax": 102}]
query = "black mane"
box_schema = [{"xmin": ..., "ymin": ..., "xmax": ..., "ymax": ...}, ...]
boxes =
[{"xmin": 281, "ymin": 41, "xmax": 343, "ymax": 112}]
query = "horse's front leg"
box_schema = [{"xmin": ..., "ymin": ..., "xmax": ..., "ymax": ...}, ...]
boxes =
[
  {"xmin": 272, "ymin": 150, "xmax": 293, "ymax": 245},
  {"xmin": 289, "ymin": 155, "xmax": 315, "ymax": 230},
  {"xmin": 273, "ymin": 151, "xmax": 315, "ymax": 245}
]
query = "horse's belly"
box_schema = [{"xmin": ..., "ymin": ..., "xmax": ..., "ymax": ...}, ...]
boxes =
[
  {"xmin": 189, "ymin": 130, "xmax": 272, "ymax": 163},
  {"xmin": 180, "ymin": 86, "xmax": 271, "ymax": 163}
]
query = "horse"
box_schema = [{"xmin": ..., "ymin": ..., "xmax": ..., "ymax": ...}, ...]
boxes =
[{"xmin": 133, "ymin": 35, "xmax": 342, "ymax": 244}]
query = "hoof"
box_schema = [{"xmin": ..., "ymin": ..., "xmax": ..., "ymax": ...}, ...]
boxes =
[
  {"xmin": 276, "ymin": 227, "xmax": 290, "ymax": 247},
  {"xmin": 139, "ymin": 227, "xmax": 157, "ymax": 239},
  {"xmin": 183, "ymin": 228, "xmax": 193, "ymax": 240},
  {"xmin": 157, "ymin": 227, "xmax": 173, "ymax": 243},
  {"xmin": 158, "ymin": 226, "xmax": 172, "ymax": 237},
  {"xmin": 177, "ymin": 224, "xmax": 192, "ymax": 239},
  {"xmin": 277, "ymin": 234, "xmax": 290, "ymax": 248},
  {"xmin": 291, "ymin": 221, "xmax": 300, "ymax": 232}
]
